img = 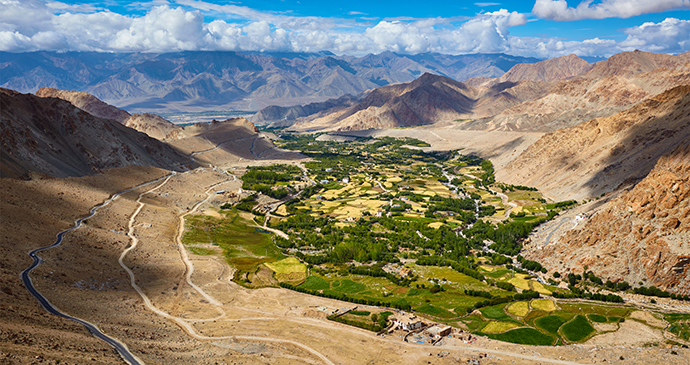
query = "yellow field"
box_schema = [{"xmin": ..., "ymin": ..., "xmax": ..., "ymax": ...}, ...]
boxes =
[
  {"xmin": 387, "ymin": 177, "xmax": 403, "ymax": 183},
  {"xmin": 275, "ymin": 204, "xmax": 288, "ymax": 216},
  {"xmin": 531, "ymin": 299, "xmax": 556, "ymax": 312},
  {"xmin": 428, "ymin": 222, "xmax": 444, "ymax": 229},
  {"xmin": 511, "ymin": 206, "xmax": 523, "ymax": 214},
  {"xmin": 508, "ymin": 274, "xmax": 531, "ymax": 290},
  {"xmin": 481, "ymin": 322, "xmax": 520, "ymax": 333},
  {"xmin": 507, "ymin": 301, "xmax": 530, "ymax": 317},
  {"xmin": 531, "ymin": 281, "xmax": 553, "ymax": 295},
  {"xmin": 333, "ymin": 205, "xmax": 363, "ymax": 218},
  {"xmin": 479, "ymin": 265, "xmax": 495, "ymax": 272},
  {"xmin": 265, "ymin": 257, "xmax": 307, "ymax": 283}
]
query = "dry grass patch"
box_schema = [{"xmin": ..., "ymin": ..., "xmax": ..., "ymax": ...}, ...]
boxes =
[
  {"xmin": 507, "ymin": 302, "xmax": 530, "ymax": 317},
  {"xmin": 531, "ymin": 299, "xmax": 556, "ymax": 312},
  {"xmin": 482, "ymin": 322, "xmax": 520, "ymax": 333},
  {"xmin": 265, "ymin": 257, "xmax": 307, "ymax": 284},
  {"xmin": 507, "ymin": 274, "xmax": 531, "ymax": 290},
  {"xmin": 275, "ymin": 204, "xmax": 288, "ymax": 216},
  {"xmin": 531, "ymin": 281, "xmax": 552, "ymax": 295},
  {"xmin": 428, "ymin": 222, "xmax": 444, "ymax": 229}
]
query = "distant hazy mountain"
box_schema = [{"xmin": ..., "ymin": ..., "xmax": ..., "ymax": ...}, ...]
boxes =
[
  {"xmin": 0, "ymin": 51, "xmax": 539, "ymax": 113},
  {"xmin": 288, "ymin": 73, "xmax": 551, "ymax": 132}
]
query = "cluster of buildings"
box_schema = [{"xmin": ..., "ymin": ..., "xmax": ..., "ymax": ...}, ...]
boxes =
[{"xmin": 391, "ymin": 312, "xmax": 453, "ymax": 343}]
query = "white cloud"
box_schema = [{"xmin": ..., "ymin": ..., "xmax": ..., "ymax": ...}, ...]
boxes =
[
  {"xmin": 0, "ymin": 1, "xmax": 686, "ymax": 58},
  {"xmin": 619, "ymin": 17, "xmax": 690, "ymax": 53},
  {"xmin": 533, "ymin": 0, "xmax": 690, "ymax": 21},
  {"xmin": 0, "ymin": 0, "xmax": 53, "ymax": 34}
]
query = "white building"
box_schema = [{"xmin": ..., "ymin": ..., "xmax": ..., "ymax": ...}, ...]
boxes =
[{"xmin": 394, "ymin": 313, "xmax": 423, "ymax": 331}]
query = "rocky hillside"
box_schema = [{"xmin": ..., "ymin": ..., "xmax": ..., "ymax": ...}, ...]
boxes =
[
  {"xmin": 495, "ymin": 54, "xmax": 592, "ymax": 83},
  {"xmin": 497, "ymin": 85, "xmax": 690, "ymax": 201},
  {"xmin": 123, "ymin": 113, "xmax": 180, "ymax": 140},
  {"xmin": 289, "ymin": 73, "xmax": 552, "ymax": 131},
  {"xmin": 35, "ymin": 87, "xmax": 131, "ymax": 123},
  {"xmin": 0, "ymin": 51, "xmax": 538, "ymax": 112},
  {"xmin": 584, "ymin": 50, "xmax": 690, "ymax": 79},
  {"xmin": 527, "ymin": 139, "xmax": 690, "ymax": 295},
  {"xmin": 458, "ymin": 51, "xmax": 690, "ymax": 132},
  {"xmin": 36, "ymin": 87, "xmax": 181, "ymax": 140},
  {"xmin": 0, "ymin": 88, "xmax": 194, "ymax": 178},
  {"xmin": 251, "ymin": 94, "xmax": 361, "ymax": 128}
]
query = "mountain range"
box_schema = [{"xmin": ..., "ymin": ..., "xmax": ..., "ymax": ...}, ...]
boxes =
[
  {"xmin": 279, "ymin": 51, "xmax": 690, "ymax": 133},
  {"xmin": 0, "ymin": 51, "xmax": 539, "ymax": 113}
]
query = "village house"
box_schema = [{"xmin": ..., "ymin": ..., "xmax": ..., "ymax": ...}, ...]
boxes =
[
  {"xmin": 393, "ymin": 312, "xmax": 423, "ymax": 331},
  {"xmin": 426, "ymin": 325, "xmax": 452, "ymax": 339}
]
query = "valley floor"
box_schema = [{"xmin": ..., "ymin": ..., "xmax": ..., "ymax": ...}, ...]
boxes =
[{"xmin": 1, "ymin": 128, "xmax": 688, "ymax": 365}]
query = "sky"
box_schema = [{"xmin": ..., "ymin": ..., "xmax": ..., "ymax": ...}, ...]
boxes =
[{"xmin": 0, "ymin": 0, "xmax": 688, "ymax": 58}]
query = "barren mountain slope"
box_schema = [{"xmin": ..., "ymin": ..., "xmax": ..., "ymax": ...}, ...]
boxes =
[
  {"xmin": 289, "ymin": 73, "xmax": 550, "ymax": 132},
  {"xmin": 526, "ymin": 139, "xmax": 690, "ymax": 295},
  {"xmin": 457, "ymin": 51, "xmax": 690, "ymax": 132},
  {"xmin": 584, "ymin": 50, "xmax": 690, "ymax": 79},
  {"xmin": 35, "ymin": 87, "xmax": 131, "ymax": 123},
  {"xmin": 250, "ymin": 93, "xmax": 361, "ymax": 127},
  {"xmin": 497, "ymin": 85, "xmax": 690, "ymax": 201},
  {"xmin": 36, "ymin": 87, "xmax": 182, "ymax": 140},
  {"xmin": 496, "ymin": 54, "xmax": 592, "ymax": 83},
  {"xmin": 0, "ymin": 88, "xmax": 194, "ymax": 178},
  {"xmin": 123, "ymin": 113, "xmax": 180, "ymax": 140}
]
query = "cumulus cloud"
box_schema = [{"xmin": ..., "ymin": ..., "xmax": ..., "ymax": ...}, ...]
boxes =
[
  {"xmin": 533, "ymin": 0, "xmax": 690, "ymax": 21},
  {"xmin": 0, "ymin": 0, "xmax": 686, "ymax": 58},
  {"xmin": 619, "ymin": 18, "xmax": 690, "ymax": 53}
]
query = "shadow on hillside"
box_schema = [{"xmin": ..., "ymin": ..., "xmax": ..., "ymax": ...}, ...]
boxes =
[{"xmin": 580, "ymin": 90, "xmax": 690, "ymax": 198}]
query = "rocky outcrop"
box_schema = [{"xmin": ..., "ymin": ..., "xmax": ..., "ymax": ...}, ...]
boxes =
[
  {"xmin": 36, "ymin": 87, "xmax": 131, "ymax": 123},
  {"xmin": 251, "ymin": 94, "xmax": 361, "ymax": 127},
  {"xmin": 527, "ymin": 139, "xmax": 690, "ymax": 295},
  {"xmin": 496, "ymin": 54, "xmax": 592, "ymax": 83},
  {"xmin": 457, "ymin": 51, "xmax": 690, "ymax": 132},
  {"xmin": 290, "ymin": 73, "xmax": 550, "ymax": 132},
  {"xmin": 497, "ymin": 85, "xmax": 690, "ymax": 201},
  {"xmin": 0, "ymin": 88, "xmax": 194, "ymax": 178},
  {"xmin": 123, "ymin": 113, "xmax": 180, "ymax": 140},
  {"xmin": 583, "ymin": 50, "xmax": 690, "ymax": 79},
  {"xmin": 36, "ymin": 87, "xmax": 181, "ymax": 140}
]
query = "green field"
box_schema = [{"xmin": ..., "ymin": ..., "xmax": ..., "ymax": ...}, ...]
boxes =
[
  {"xmin": 588, "ymin": 314, "xmax": 607, "ymax": 323},
  {"xmin": 485, "ymin": 328, "xmax": 555, "ymax": 346},
  {"xmin": 187, "ymin": 246, "xmax": 216, "ymax": 256},
  {"xmin": 535, "ymin": 315, "xmax": 567, "ymax": 335},
  {"xmin": 561, "ymin": 315, "xmax": 595, "ymax": 342},
  {"xmin": 182, "ymin": 211, "xmax": 282, "ymax": 284},
  {"xmin": 300, "ymin": 276, "xmax": 331, "ymax": 290},
  {"xmin": 416, "ymin": 303, "xmax": 456, "ymax": 319},
  {"xmin": 480, "ymin": 304, "xmax": 514, "ymax": 322},
  {"xmin": 334, "ymin": 279, "xmax": 366, "ymax": 293}
]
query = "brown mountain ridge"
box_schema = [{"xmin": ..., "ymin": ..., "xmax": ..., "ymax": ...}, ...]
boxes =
[{"xmin": 0, "ymin": 88, "xmax": 195, "ymax": 178}]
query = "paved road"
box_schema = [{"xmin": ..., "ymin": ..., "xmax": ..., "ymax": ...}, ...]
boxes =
[{"xmin": 19, "ymin": 176, "xmax": 173, "ymax": 365}]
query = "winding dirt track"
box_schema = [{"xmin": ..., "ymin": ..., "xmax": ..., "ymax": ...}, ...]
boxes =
[
  {"xmin": 20, "ymin": 175, "xmax": 178, "ymax": 365},
  {"xmin": 119, "ymin": 168, "xmax": 336, "ymax": 365}
]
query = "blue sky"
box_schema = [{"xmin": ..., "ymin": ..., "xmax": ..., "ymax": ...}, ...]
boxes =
[{"xmin": 0, "ymin": 0, "xmax": 688, "ymax": 57}]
